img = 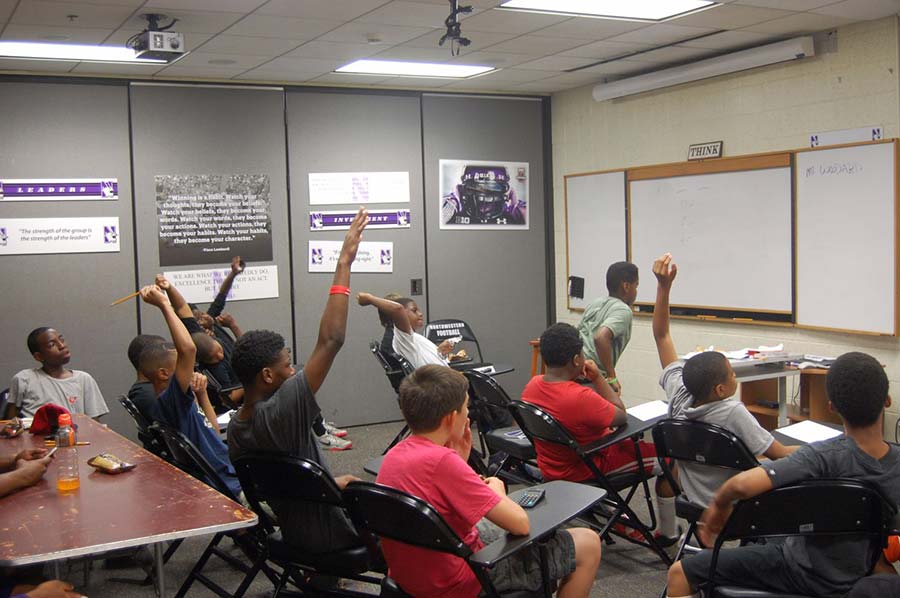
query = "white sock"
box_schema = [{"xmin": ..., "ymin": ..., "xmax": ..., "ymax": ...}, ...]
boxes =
[{"xmin": 658, "ymin": 494, "xmax": 677, "ymax": 537}]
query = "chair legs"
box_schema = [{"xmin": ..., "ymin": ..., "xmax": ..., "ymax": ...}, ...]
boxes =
[
  {"xmin": 583, "ymin": 489, "xmax": 673, "ymax": 566},
  {"xmin": 174, "ymin": 531, "xmax": 276, "ymax": 598}
]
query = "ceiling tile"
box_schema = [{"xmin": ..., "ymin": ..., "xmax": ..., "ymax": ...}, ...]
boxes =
[
  {"xmin": 402, "ymin": 28, "xmax": 519, "ymax": 53},
  {"xmin": 153, "ymin": 63, "xmax": 249, "ymax": 78},
  {"xmin": 370, "ymin": 45, "xmax": 454, "ymax": 62},
  {"xmin": 11, "ymin": 1, "xmax": 136, "ymax": 28},
  {"xmin": 1, "ymin": 23, "xmax": 113, "ymax": 43},
  {"xmin": 606, "ymin": 23, "xmax": 719, "ymax": 45},
  {"xmin": 510, "ymin": 78, "xmax": 568, "ymax": 93},
  {"xmin": 485, "ymin": 35, "xmax": 589, "ymax": 55},
  {"xmin": 812, "ymin": 0, "xmax": 900, "ymax": 20},
  {"xmin": 732, "ymin": 0, "xmax": 837, "ymax": 9},
  {"xmin": 743, "ymin": 11, "xmax": 856, "ymax": 34},
  {"xmin": 404, "ymin": 0, "xmax": 501, "ymax": 8},
  {"xmin": 382, "ymin": 75, "xmax": 454, "ymax": 87},
  {"xmin": 676, "ymin": 29, "xmax": 773, "ymax": 49},
  {"xmin": 0, "ymin": 57, "xmax": 77, "ymax": 71},
  {"xmin": 625, "ymin": 45, "xmax": 716, "ymax": 64},
  {"xmin": 255, "ymin": 0, "xmax": 391, "ymax": 21},
  {"xmin": 70, "ymin": 60, "xmax": 167, "ymax": 75},
  {"xmin": 466, "ymin": 67, "xmax": 555, "ymax": 83},
  {"xmin": 191, "ymin": 34, "xmax": 301, "ymax": 56},
  {"xmin": 257, "ymin": 55, "xmax": 345, "ymax": 72},
  {"xmin": 446, "ymin": 49, "xmax": 537, "ymax": 67},
  {"xmin": 144, "ymin": 0, "xmax": 267, "ymax": 12},
  {"xmin": 560, "ymin": 39, "xmax": 655, "ymax": 59},
  {"xmin": 307, "ymin": 72, "xmax": 395, "ymax": 85},
  {"xmin": 513, "ymin": 54, "xmax": 601, "ymax": 71},
  {"xmin": 355, "ymin": 1, "xmax": 469, "ymax": 28},
  {"xmin": 223, "ymin": 15, "xmax": 343, "ymax": 39},
  {"xmin": 120, "ymin": 10, "xmax": 244, "ymax": 34},
  {"xmin": 670, "ymin": 4, "xmax": 796, "ymax": 28},
  {"xmin": 319, "ymin": 21, "xmax": 434, "ymax": 45},
  {"xmin": 283, "ymin": 40, "xmax": 378, "ymax": 61},
  {"xmin": 0, "ymin": 0, "xmax": 16, "ymax": 22},
  {"xmin": 103, "ymin": 29, "xmax": 214, "ymax": 50},
  {"xmin": 527, "ymin": 17, "xmax": 648, "ymax": 40},
  {"xmin": 574, "ymin": 59, "xmax": 654, "ymax": 78},
  {"xmin": 170, "ymin": 51, "xmax": 271, "ymax": 69},
  {"xmin": 233, "ymin": 67, "xmax": 323, "ymax": 82},
  {"xmin": 458, "ymin": 8, "xmax": 570, "ymax": 35}
]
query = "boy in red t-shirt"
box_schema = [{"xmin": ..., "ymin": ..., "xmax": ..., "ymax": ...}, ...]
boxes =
[
  {"xmin": 522, "ymin": 323, "xmax": 679, "ymax": 545},
  {"xmin": 377, "ymin": 365, "xmax": 601, "ymax": 598}
]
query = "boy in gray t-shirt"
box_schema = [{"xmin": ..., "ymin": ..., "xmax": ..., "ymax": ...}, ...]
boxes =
[
  {"xmin": 651, "ymin": 254, "xmax": 794, "ymax": 506},
  {"xmin": 8, "ymin": 327, "xmax": 108, "ymax": 419}
]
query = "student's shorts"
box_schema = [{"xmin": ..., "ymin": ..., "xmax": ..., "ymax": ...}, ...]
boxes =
[
  {"xmin": 600, "ymin": 439, "xmax": 662, "ymax": 477},
  {"xmin": 680, "ymin": 541, "xmax": 848, "ymax": 598},
  {"xmin": 475, "ymin": 519, "xmax": 576, "ymax": 595}
]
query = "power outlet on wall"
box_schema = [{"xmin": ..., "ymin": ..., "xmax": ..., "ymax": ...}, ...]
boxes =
[{"xmin": 411, "ymin": 278, "xmax": 423, "ymax": 296}]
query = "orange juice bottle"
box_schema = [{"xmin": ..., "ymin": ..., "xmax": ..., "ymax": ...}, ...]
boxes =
[{"xmin": 55, "ymin": 413, "xmax": 79, "ymax": 492}]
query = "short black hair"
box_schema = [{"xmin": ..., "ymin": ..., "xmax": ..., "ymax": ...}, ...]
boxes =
[
  {"xmin": 127, "ymin": 334, "xmax": 165, "ymax": 371},
  {"xmin": 398, "ymin": 365, "xmax": 468, "ymax": 433},
  {"xmin": 191, "ymin": 332, "xmax": 222, "ymax": 365},
  {"xmin": 606, "ymin": 262, "xmax": 639, "ymax": 294},
  {"xmin": 826, "ymin": 352, "xmax": 888, "ymax": 427},
  {"xmin": 539, "ymin": 323, "xmax": 583, "ymax": 367},
  {"xmin": 231, "ymin": 330, "xmax": 285, "ymax": 388},
  {"xmin": 27, "ymin": 327, "xmax": 51, "ymax": 355},
  {"xmin": 139, "ymin": 341, "xmax": 176, "ymax": 378},
  {"xmin": 683, "ymin": 352, "xmax": 730, "ymax": 400}
]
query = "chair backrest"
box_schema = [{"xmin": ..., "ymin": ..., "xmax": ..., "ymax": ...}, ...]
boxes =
[
  {"xmin": 150, "ymin": 422, "xmax": 239, "ymax": 502},
  {"xmin": 0, "ymin": 388, "xmax": 8, "ymax": 419},
  {"xmin": 424, "ymin": 319, "xmax": 483, "ymax": 362},
  {"xmin": 651, "ymin": 418, "xmax": 759, "ymax": 493},
  {"xmin": 508, "ymin": 399, "xmax": 579, "ymax": 450},
  {"xmin": 463, "ymin": 370, "xmax": 514, "ymax": 431},
  {"xmin": 118, "ymin": 394, "xmax": 151, "ymax": 433},
  {"xmin": 343, "ymin": 481, "xmax": 471, "ymax": 559},
  {"xmin": 232, "ymin": 452, "xmax": 345, "ymax": 509},
  {"xmin": 370, "ymin": 341, "xmax": 414, "ymax": 394}
]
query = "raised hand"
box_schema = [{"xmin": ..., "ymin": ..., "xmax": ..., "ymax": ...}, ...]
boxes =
[
  {"xmin": 140, "ymin": 285, "xmax": 170, "ymax": 308},
  {"xmin": 652, "ymin": 252, "xmax": 678, "ymax": 289},
  {"xmin": 231, "ymin": 256, "xmax": 245, "ymax": 275},
  {"xmin": 154, "ymin": 273, "xmax": 171, "ymax": 291},
  {"xmin": 190, "ymin": 372, "xmax": 208, "ymax": 395},
  {"xmin": 215, "ymin": 312, "xmax": 237, "ymax": 328},
  {"xmin": 339, "ymin": 207, "xmax": 369, "ymax": 266},
  {"xmin": 356, "ymin": 292, "xmax": 373, "ymax": 307}
]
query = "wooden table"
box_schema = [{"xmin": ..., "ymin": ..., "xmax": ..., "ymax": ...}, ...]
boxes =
[
  {"xmin": 0, "ymin": 415, "xmax": 257, "ymax": 596},
  {"xmin": 529, "ymin": 339, "xmax": 545, "ymax": 378}
]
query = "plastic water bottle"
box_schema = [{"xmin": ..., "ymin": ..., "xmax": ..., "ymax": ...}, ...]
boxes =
[{"xmin": 55, "ymin": 413, "xmax": 80, "ymax": 492}]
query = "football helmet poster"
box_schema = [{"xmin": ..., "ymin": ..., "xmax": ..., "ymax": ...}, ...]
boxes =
[{"xmin": 439, "ymin": 160, "xmax": 528, "ymax": 230}]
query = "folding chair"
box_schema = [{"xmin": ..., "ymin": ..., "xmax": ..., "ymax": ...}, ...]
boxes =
[
  {"xmin": 424, "ymin": 318, "xmax": 485, "ymax": 363},
  {"xmin": 509, "ymin": 399, "xmax": 672, "ymax": 565},
  {"xmin": 464, "ymin": 370, "xmax": 541, "ymax": 486},
  {"xmin": 700, "ymin": 479, "xmax": 896, "ymax": 598},
  {"xmin": 343, "ymin": 481, "xmax": 552, "ymax": 598},
  {"xmin": 369, "ymin": 341, "xmax": 414, "ymax": 454},
  {"xmin": 652, "ymin": 419, "xmax": 760, "ymax": 563},
  {"xmin": 150, "ymin": 423, "xmax": 277, "ymax": 598},
  {"xmin": 232, "ymin": 452, "xmax": 384, "ymax": 598},
  {"xmin": 117, "ymin": 395, "xmax": 170, "ymax": 460}
]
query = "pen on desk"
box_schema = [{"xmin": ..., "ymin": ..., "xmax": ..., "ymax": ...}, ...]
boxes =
[{"xmin": 44, "ymin": 440, "xmax": 90, "ymax": 446}]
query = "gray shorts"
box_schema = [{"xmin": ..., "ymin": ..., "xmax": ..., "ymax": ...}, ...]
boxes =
[{"xmin": 475, "ymin": 519, "xmax": 577, "ymax": 595}]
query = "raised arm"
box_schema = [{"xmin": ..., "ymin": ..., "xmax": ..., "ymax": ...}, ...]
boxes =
[
  {"xmin": 356, "ymin": 293, "xmax": 412, "ymax": 334},
  {"xmin": 141, "ymin": 285, "xmax": 196, "ymax": 393},
  {"xmin": 155, "ymin": 274, "xmax": 193, "ymax": 320},
  {"xmin": 215, "ymin": 312, "xmax": 243, "ymax": 338},
  {"xmin": 651, "ymin": 253, "xmax": 679, "ymax": 368},
  {"xmin": 304, "ymin": 208, "xmax": 369, "ymax": 394},
  {"xmin": 207, "ymin": 256, "xmax": 244, "ymax": 318},
  {"xmin": 191, "ymin": 373, "xmax": 219, "ymax": 433}
]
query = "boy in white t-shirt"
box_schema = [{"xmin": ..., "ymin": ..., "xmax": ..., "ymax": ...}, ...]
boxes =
[{"xmin": 358, "ymin": 293, "xmax": 455, "ymax": 369}]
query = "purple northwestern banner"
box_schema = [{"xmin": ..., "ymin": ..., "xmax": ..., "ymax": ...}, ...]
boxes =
[
  {"xmin": 0, "ymin": 179, "xmax": 118, "ymax": 201},
  {"xmin": 309, "ymin": 209, "xmax": 411, "ymax": 231}
]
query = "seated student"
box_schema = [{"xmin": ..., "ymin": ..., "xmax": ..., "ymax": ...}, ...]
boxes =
[
  {"xmin": 8, "ymin": 328, "xmax": 109, "ymax": 420},
  {"xmin": 139, "ymin": 285, "xmax": 241, "ymax": 498},
  {"xmin": 227, "ymin": 208, "xmax": 367, "ymax": 553},
  {"xmin": 191, "ymin": 255, "xmax": 245, "ymax": 362},
  {"xmin": 667, "ymin": 351, "xmax": 900, "ymax": 598},
  {"xmin": 522, "ymin": 322, "xmax": 679, "ymax": 545},
  {"xmin": 126, "ymin": 334, "xmax": 166, "ymax": 424},
  {"xmin": 358, "ymin": 293, "xmax": 456, "ymax": 369},
  {"xmin": 651, "ymin": 253, "xmax": 795, "ymax": 506},
  {"xmin": 377, "ymin": 365, "xmax": 601, "ymax": 597}
]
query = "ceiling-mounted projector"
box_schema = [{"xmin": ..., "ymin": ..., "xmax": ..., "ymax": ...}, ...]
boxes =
[{"xmin": 132, "ymin": 30, "xmax": 185, "ymax": 61}]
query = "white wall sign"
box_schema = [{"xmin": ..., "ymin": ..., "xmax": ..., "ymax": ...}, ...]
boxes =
[
  {"xmin": 162, "ymin": 265, "xmax": 279, "ymax": 303},
  {"xmin": 810, "ymin": 126, "xmax": 883, "ymax": 147},
  {"xmin": 308, "ymin": 240, "xmax": 393, "ymax": 273},
  {"xmin": 308, "ymin": 172, "xmax": 410, "ymax": 205},
  {"xmin": 687, "ymin": 141, "xmax": 723, "ymax": 161},
  {"xmin": 0, "ymin": 217, "xmax": 120, "ymax": 255}
]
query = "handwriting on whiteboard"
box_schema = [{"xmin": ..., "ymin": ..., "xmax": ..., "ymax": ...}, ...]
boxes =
[{"xmin": 804, "ymin": 162, "xmax": 864, "ymax": 177}]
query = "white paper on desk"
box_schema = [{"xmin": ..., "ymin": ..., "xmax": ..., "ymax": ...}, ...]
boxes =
[
  {"xmin": 626, "ymin": 400, "xmax": 669, "ymax": 422},
  {"xmin": 216, "ymin": 410, "xmax": 235, "ymax": 427},
  {"xmin": 776, "ymin": 420, "xmax": 842, "ymax": 443}
]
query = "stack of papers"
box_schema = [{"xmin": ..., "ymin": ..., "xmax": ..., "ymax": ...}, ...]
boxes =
[
  {"xmin": 775, "ymin": 420, "xmax": 842, "ymax": 443},
  {"xmin": 216, "ymin": 410, "xmax": 236, "ymax": 427},
  {"xmin": 682, "ymin": 344, "xmax": 785, "ymax": 361},
  {"xmin": 626, "ymin": 400, "xmax": 669, "ymax": 422}
]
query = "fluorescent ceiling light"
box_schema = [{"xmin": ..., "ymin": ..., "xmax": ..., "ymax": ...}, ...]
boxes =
[
  {"xmin": 499, "ymin": 0, "xmax": 716, "ymax": 21},
  {"xmin": 336, "ymin": 59, "xmax": 494, "ymax": 78},
  {"xmin": 0, "ymin": 41, "xmax": 167, "ymax": 63}
]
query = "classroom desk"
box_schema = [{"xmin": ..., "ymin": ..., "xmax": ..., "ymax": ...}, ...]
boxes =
[
  {"xmin": 582, "ymin": 410, "xmax": 669, "ymax": 457},
  {"xmin": 450, "ymin": 362, "xmax": 514, "ymax": 376},
  {"xmin": 0, "ymin": 415, "xmax": 257, "ymax": 597},
  {"xmin": 470, "ymin": 481, "xmax": 606, "ymax": 569},
  {"xmin": 771, "ymin": 421, "xmax": 844, "ymax": 447}
]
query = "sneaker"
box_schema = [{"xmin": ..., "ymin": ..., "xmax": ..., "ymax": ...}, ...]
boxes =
[
  {"xmin": 323, "ymin": 421, "xmax": 348, "ymax": 438},
  {"xmin": 317, "ymin": 432, "xmax": 352, "ymax": 451},
  {"xmin": 655, "ymin": 527, "xmax": 683, "ymax": 549}
]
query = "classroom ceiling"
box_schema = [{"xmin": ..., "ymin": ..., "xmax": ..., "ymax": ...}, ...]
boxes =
[{"xmin": 0, "ymin": 0, "xmax": 898, "ymax": 94}]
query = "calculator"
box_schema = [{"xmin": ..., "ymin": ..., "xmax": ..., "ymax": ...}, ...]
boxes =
[{"xmin": 518, "ymin": 488, "xmax": 545, "ymax": 509}]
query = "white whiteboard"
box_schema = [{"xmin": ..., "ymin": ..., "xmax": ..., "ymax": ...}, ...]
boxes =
[
  {"xmin": 630, "ymin": 168, "xmax": 792, "ymax": 312},
  {"xmin": 795, "ymin": 142, "xmax": 897, "ymax": 335},
  {"xmin": 565, "ymin": 171, "xmax": 626, "ymax": 310}
]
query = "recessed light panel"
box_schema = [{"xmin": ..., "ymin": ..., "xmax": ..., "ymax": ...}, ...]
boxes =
[
  {"xmin": 0, "ymin": 41, "xmax": 167, "ymax": 63},
  {"xmin": 499, "ymin": 0, "xmax": 717, "ymax": 21},
  {"xmin": 336, "ymin": 60, "xmax": 494, "ymax": 78}
]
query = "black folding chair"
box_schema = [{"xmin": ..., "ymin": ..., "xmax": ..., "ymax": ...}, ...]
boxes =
[
  {"xmin": 424, "ymin": 318, "xmax": 485, "ymax": 363},
  {"xmin": 370, "ymin": 341, "xmax": 414, "ymax": 454},
  {"xmin": 464, "ymin": 370, "xmax": 541, "ymax": 485},
  {"xmin": 343, "ymin": 481, "xmax": 550, "ymax": 598},
  {"xmin": 509, "ymin": 399, "xmax": 672, "ymax": 565},
  {"xmin": 701, "ymin": 479, "xmax": 896, "ymax": 598},
  {"xmin": 118, "ymin": 395, "xmax": 170, "ymax": 460},
  {"xmin": 150, "ymin": 423, "xmax": 277, "ymax": 598},
  {"xmin": 232, "ymin": 452, "xmax": 383, "ymax": 598},
  {"xmin": 652, "ymin": 419, "xmax": 760, "ymax": 562}
]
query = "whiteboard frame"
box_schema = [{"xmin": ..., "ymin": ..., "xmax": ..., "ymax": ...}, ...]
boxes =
[
  {"xmin": 564, "ymin": 168, "xmax": 627, "ymax": 312},
  {"xmin": 793, "ymin": 139, "xmax": 899, "ymax": 336}
]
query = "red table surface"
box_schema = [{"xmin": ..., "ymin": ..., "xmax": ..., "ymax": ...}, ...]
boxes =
[{"xmin": 0, "ymin": 415, "xmax": 256, "ymax": 565}]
